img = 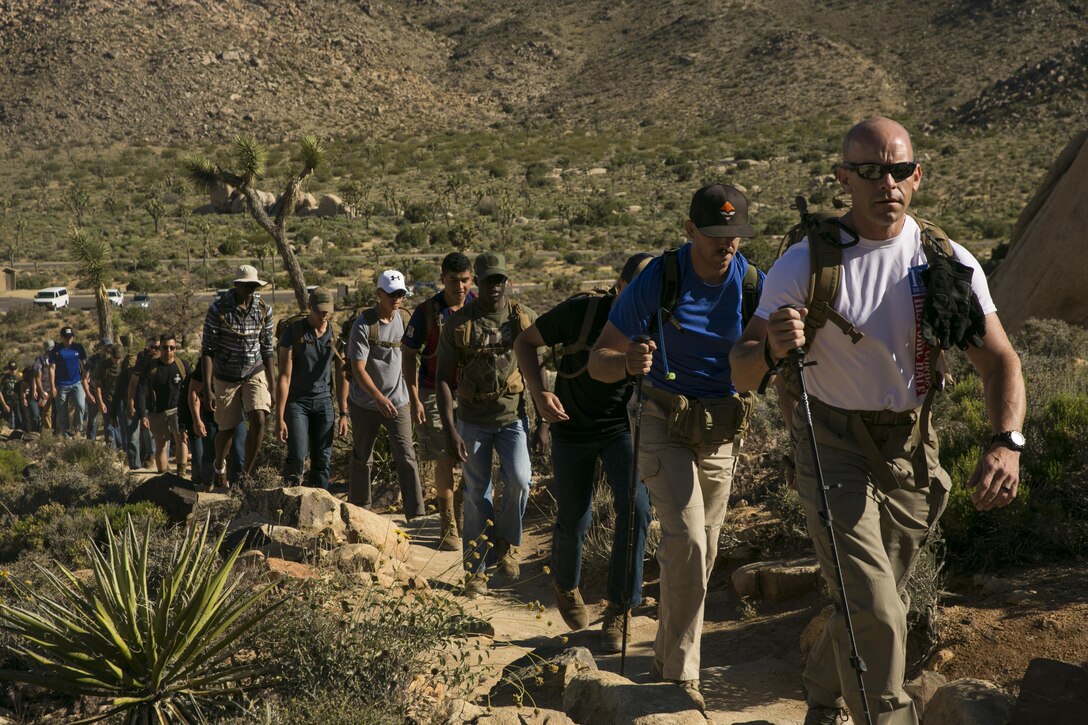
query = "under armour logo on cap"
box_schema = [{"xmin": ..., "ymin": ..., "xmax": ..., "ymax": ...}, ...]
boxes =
[{"xmin": 377, "ymin": 269, "xmax": 410, "ymax": 295}]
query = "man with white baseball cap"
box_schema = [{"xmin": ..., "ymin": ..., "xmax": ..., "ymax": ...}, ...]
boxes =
[
  {"xmin": 339, "ymin": 268, "xmax": 425, "ymax": 519},
  {"xmin": 199, "ymin": 264, "xmax": 276, "ymax": 487}
]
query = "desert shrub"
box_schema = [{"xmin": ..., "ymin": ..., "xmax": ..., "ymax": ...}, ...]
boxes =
[
  {"xmin": 218, "ymin": 238, "xmax": 242, "ymax": 255},
  {"xmin": 247, "ymin": 576, "xmax": 483, "ymax": 723},
  {"xmin": 0, "ymin": 500, "xmax": 168, "ymax": 564},
  {"xmin": 936, "ymin": 319, "xmax": 1088, "ymax": 572},
  {"xmin": 394, "ymin": 224, "xmax": 428, "ymax": 250},
  {"xmin": 8, "ymin": 438, "xmax": 129, "ymax": 516},
  {"xmin": 525, "ymin": 161, "xmax": 553, "ymax": 188},
  {"xmin": 402, "ymin": 201, "xmax": 432, "ymax": 224}
]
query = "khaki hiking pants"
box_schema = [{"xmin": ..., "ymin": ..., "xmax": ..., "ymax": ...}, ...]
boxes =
[
  {"xmin": 793, "ymin": 400, "xmax": 950, "ymax": 725},
  {"xmin": 637, "ymin": 395, "xmax": 738, "ymax": 682}
]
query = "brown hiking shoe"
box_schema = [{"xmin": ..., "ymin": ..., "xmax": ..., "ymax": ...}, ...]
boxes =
[
  {"xmin": 803, "ymin": 706, "xmax": 848, "ymax": 725},
  {"xmin": 679, "ymin": 680, "xmax": 705, "ymax": 714},
  {"xmin": 553, "ymin": 584, "xmax": 589, "ymax": 630},
  {"xmin": 600, "ymin": 602, "xmax": 628, "ymax": 653},
  {"xmin": 437, "ymin": 498, "xmax": 461, "ymax": 551},
  {"xmin": 494, "ymin": 540, "xmax": 520, "ymax": 581},
  {"xmin": 462, "ymin": 572, "xmax": 488, "ymax": 598}
]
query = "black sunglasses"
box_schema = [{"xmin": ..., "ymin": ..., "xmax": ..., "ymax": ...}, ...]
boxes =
[{"xmin": 841, "ymin": 161, "xmax": 918, "ymax": 182}]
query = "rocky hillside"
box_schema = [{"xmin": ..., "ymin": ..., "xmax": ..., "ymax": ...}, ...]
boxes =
[{"xmin": 0, "ymin": 0, "xmax": 1085, "ymax": 147}]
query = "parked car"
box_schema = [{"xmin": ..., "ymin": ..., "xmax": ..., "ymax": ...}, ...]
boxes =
[
  {"xmin": 106, "ymin": 289, "xmax": 124, "ymax": 307},
  {"xmin": 132, "ymin": 293, "xmax": 151, "ymax": 309},
  {"xmin": 33, "ymin": 287, "xmax": 70, "ymax": 311}
]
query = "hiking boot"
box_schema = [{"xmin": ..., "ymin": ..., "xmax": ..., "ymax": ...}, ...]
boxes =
[
  {"xmin": 494, "ymin": 540, "xmax": 520, "ymax": 581},
  {"xmin": 437, "ymin": 498, "xmax": 462, "ymax": 552},
  {"xmin": 600, "ymin": 602, "xmax": 628, "ymax": 653},
  {"xmin": 462, "ymin": 572, "xmax": 488, "ymax": 598},
  {"xmin": 553, "ymin": 584, "xmax": 589, "ymax": 631},
  {"xmin": 678, "ymin": 680, "xmax": 705, "ymax": 715},
  {"xmin": 803, "ymin": 705, "xmax": 848, "ymax": 725}
]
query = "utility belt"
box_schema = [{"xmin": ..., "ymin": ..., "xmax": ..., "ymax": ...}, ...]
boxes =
[
  {"xmin": 806, "ymin": 397, "xmax": 934, "ymax": 492},
  {"xmin": 643, "ymin": 385, "xmax": 755, "ymax": 448}
]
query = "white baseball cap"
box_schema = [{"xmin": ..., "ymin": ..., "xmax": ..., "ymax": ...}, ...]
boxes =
[{"xmin": 377, "ymin": 269, "xmax": 411, "ymax": 296}]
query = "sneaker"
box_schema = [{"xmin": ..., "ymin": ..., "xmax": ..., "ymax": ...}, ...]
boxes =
[
  {"xmin": 803, "ymin": 706, "xmax": 848, "ymax": 725},
  {"xmin": 553, "ymin": 584, "xmax": 589, "ymax": 630},
  {"xmin": 462, "ymin": 572, "xmax": 488, "ymax": 598},
  {"xmin": 494, "ymin": 540, "xmax": 520, "ymax": 581},
  {"xmin": 600, "ymin": 602, "xmax": 628, "ymax": 653}
]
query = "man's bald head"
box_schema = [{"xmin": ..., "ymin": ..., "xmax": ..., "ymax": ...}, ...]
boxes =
[{"xmin": 843, "ymin": 117, "xmax": 914, "ymax": 161}]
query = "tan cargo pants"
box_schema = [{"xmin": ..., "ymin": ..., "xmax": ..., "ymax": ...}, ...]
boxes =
[
  {"xmin": 793, "ymin": 399, "xmax": 950, "ymax": 725},
  {"xmin": 637, "ymin": 395, "xmax": 738, "ymax": 682}
]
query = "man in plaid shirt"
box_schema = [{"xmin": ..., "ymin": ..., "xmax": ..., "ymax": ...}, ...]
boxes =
[{"xmin": 200, "ymin": 265, "xmax": 276, "ymax": 487}]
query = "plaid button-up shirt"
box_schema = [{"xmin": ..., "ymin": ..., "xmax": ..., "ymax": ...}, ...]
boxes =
[{"xmin": 200, "ymin": 290, "xmax": 274, "ymax": 381}]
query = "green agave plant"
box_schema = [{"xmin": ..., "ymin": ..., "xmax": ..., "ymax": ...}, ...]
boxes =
[{"xmin": 0, "ymin": 515, "xmax": 280, "ymax": 724}]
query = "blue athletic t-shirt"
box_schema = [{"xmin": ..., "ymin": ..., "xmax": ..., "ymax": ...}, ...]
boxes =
[
  {"xmin": 608, "ymin": 243, "xmax": 763, "ymax": 398},
  {"xmin": 49, "ymin": 343, "xmax": 87, "ymax": 387}
]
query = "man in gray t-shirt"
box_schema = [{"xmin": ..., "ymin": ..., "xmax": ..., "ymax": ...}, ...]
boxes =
[{"xmin": 341, "ymin": 269, "xmax": 425, "ymax": 518}]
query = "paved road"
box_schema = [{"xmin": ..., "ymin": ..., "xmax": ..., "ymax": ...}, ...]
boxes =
[{"xmin": 0, "ymin": 291, "xmax": 221, "ymax": 313}]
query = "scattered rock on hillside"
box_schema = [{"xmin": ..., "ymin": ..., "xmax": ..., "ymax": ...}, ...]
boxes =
[
  {"xmin": 324, "ymin": 542, "xmax": 389, "ymax": 573},
  {"xmin": 126, "ymin": 473, "xmax": 235, "ymax": 524},
  {"xmin": 922, "ymin": 678, "xmax": 1014, "ymax": 725},
  {"xmin": 316, "ymin": 193, "xmax": 343, "ymax": 217},
  {"xmin": 731, "ymin": 558, "xmax": 821, "ymax": 602},
  {"xmin": 563, "ymin": 670, "xmax": 704, "ymax": 724},
  {"xmin": 210, "ymin": 182, "xmax": 233, "ymax": 212},
  {"xmin": 490, "ymin": 646, "xmax": 597, "ymax": 710},
  {"xmin": 905, "ymin": 671, "xmax": 947, "ymax": 719},
  {"xmin": 1010, "ymin": 658, "xmax": 1088, "ymax": 725}
]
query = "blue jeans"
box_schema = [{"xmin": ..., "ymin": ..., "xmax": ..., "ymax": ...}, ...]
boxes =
[
  {"xmin": 283, "ymin": 396, "xmax": 334, "ymax": 489},
  {"xmin": 23, "ymin": 398, "xmax": 41, "ymax": 432},
  {"xmin": 459, "ymin": 417, "xmax": 533, "ymax": 574},
  {"xmin": 102, "ymin": 412, "xmax": 122, "ymax": 451},
  {"xmin": 122, "ymin": 409, "xmax": 141, "ymax": 468},
  {"xmin": 190, "ymin": 412, "xmax": 245, "ymax": 486},
  {"xmin": 550, "ymin": 432, "xmax": 650, "ymax": 608},
  {"xmin": 55, "ymin": 383, "xmax": 86, "ymax": 438},
  {"xmin": 86, "ymin": 406, "xmax": 100, "ymax": 440}
]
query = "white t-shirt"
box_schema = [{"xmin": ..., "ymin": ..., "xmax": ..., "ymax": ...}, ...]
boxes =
[{"xmin": 756, "ymin": 216, "xmax": 996, "ymax": 412}]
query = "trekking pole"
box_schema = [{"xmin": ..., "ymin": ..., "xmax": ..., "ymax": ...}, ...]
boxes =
[
  {"xmin": 620, "ymin": 333, "xmax": 650, "ymax": 676},
  {"xmin": 789, "ymin": 347, "xmax": 874, "ymax": 725}
]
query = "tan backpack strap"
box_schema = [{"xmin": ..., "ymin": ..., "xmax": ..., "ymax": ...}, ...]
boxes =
[
  {"xmin": 913, "ymin": 216, "xmax": 955, "ymax": 258},
  {"xmin": 803, "ymin": 218, "xmax": 864, "ymax": 347},
  {"xmin": 555, "ymin": 296, "xmax": 603, "ymax": 380}
]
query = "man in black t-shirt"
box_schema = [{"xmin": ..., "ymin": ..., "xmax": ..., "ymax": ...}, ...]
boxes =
[
  {"xmin": 136, "ymin": 333, "xmax": 191, "ymax": 474},
  {"xmin": 274, "ymin": 288, "xmax": 337, "ymax": 489},
  {"xmin": 513, "ymin": 252, "xmax": 653, "ymax": 652}
]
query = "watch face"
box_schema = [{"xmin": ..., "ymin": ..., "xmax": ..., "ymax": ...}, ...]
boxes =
[{"xmin": 1009, "ymin": 431, "xmax": 1026, "ymax": 447}]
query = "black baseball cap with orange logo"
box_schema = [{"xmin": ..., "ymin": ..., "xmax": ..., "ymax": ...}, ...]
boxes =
[{"xmin": 689, "ymin": 184, "xmax": 756, "ymax": 238}]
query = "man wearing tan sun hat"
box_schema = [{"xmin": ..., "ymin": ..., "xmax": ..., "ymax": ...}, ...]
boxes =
[{"xmin": 200, "ymin": 264, "xmax": 276, "ymax": 487}]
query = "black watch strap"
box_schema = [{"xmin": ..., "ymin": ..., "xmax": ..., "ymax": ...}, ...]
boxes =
[{"xmin": 990, "ymin": 430, "xmax": 1025, "ymax": 452}]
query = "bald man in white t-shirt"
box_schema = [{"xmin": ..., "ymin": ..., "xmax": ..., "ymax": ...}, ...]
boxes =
[{"xmin": 731, "ymin": 117, "xmax": 1025, "ymax": 725}]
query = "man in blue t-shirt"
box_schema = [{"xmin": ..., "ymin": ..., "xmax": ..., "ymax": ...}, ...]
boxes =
[
  {"xmin": 49, "ymin": 325, "xmax": 89, "ymax": 438},
  {"xmin": 589, "ymin": 184, "xmax": 763, "ymax": 712}
]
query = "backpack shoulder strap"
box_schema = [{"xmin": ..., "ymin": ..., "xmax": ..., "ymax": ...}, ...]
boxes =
[
  {"xmin": 555, "ymin": 294, "xmax": 607, "ymax": 380},
  {"xmin": 741, "ymin": 262, "xmax": 760, "ymax": 328},
  {"xmin": 650, "ymin": 247, "xmax": 682, "ymax": 335},
  {"xmin": 803, "ymin": 218, "xmax": 864, "ymax": 347},
  {"xmin": 913, "ymin": 216, "xmax": 955, "ymax": 259}
]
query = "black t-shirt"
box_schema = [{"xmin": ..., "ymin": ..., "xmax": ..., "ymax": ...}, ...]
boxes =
[
  {"xmin": 535, "ymin": 294, "xmax": 631, "ymax": 443},
  {"xmin": 279, "ymin": 317, "xmax": 334, "ymax": 400},
  {"xmin": 138, "ymin": 358, "xmax": 191, "ymax": 415}
]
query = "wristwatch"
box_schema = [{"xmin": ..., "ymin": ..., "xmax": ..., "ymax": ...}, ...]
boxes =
[{"xmin": 990, "ymin": 430, "xmax": 1025, "ymax": 452}]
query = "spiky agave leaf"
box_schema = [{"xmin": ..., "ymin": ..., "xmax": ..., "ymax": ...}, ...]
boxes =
[
  {"xmin": 234, "ymin": 135, "xmax": 266, "ymax": 184},
  {"xmin": 299, "ymin": 134, "xmax": 325, "ymax": 174},
  {"xmin": 0, "ymin": 514, "xmax": 280, "ymax": 723},
  {"xmin": 182, "ymin": 155, "xmax": 219, "ymax": 194}
]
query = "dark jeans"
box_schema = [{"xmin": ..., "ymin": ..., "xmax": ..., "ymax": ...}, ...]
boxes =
[
  {"xmin": 23, "ymin": 398, "xmax": 41, "ymax": 432},
  {"xmin": 102, "ymin": 413, "xmax": 122, "ymax": 451},
  {"xmin": 189, "ymin": 412, "xmax": 245, "ymax": 486},
  {"xmin": 283, "ymin": 395, "xmax": 334, "ymax": 489},
  {"xmin": 86, "ymin": 406, "xmax": 100, "ymax": 440},
  {"xmin": 550, "ymin": 431, "xmax": 650, "ymax": 608},
  {"xmin": 3, "ymin": 397, "xmax": 21, "ymax": 430},
  {"xmin": 122, "ymin": 409, "xmax": 142, "ymax": 468}
]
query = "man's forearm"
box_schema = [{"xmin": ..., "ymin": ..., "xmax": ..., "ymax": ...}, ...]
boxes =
[
  {"xmin": 351, "ymin": 360, "xmax": 386, "ymax": 403},
  {"xmin": 436, "ymin": 379, "xmax": 457, "ymax": 434},
  {"xmin": 730, "ymin": 338, "xmax": 773, "ymax": 393},
  {"xmin": 402, "ymin": 349, "xmax": 421, "ymax": 405},
  {"xmin": 514, "ymin": 336, "xmax": 547, "ymax": 401},
  {"xmin": 588, "ymin": 347, "xmax": 629, "ymax": 384},
  {"xmin": 981, "ymin": 356, "xmax": 1026, "ymax": 433}
]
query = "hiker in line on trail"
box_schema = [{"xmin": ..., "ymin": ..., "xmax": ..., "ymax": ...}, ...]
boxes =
[
  {"xmin": 184, "ymin": 373, "xmax": 246, "ymax": 489},
  {"xmin": 93, "ymin": 342, "xmax": 127, "ymax": 454},
  {"xmin": 127, "ymin": 337, "xmax": 162, "ymax": 468},
  {"xmin": 200, "ymin": 264, "xmax": 276, "ymax": 487},
  {"xmin": 589, "ymin": 184, "xmax": 764, "ymax": 712},
  {"xmin": 437, "ymin": 252, "xmax": 540, "ymax": 598},
  {"xmin": 19, "ymin": 363, "xmax": 39, "ymax": 433},
  {"xmin": 49, "ymin": 325, "xmax": 90, "ymax": 439},
  {"xmin": 274, "ymin": 287, "xmax": 337, "ymax": 489},
  {"xmin": 116, "ymin": 335, "xmax": 150, "ymax": 469},
  {"xmin": 514, "ymin": 252, "xmax": 654, "ymax": 651},
  {"xmin": 83, "ymin": 337, "xmax": 111, "ymax": 442},
  {"xmin": 731, "ymin": 117, "xmax": 1025, "ymax": 725},
  {"xmin": 137, "ymin": 333, "xmax": 191, "ymax": 476},
  {"xmin": 33, "ymin": 339, "xmax": 55, "ymax": 431},
  {"xmin": 402, "ymin": 251, "xmax": 475, "ymax": 551},
  {"xmin": 342, "ymin": 269, "xmax": 426, "ymax": 517},
  {"xmin": 0, "ymin": 361, "xmax": 23, "ymax": 431}
]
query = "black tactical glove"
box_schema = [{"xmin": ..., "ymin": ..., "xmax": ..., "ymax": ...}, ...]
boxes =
[{"xmin": 920, "ymin": 253, "xmax": 986, "ymax": 351}]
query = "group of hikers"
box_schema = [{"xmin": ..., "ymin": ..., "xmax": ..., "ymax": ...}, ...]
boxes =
[{"xmin": 2, "ymin": 117, "xmax": 1025, "ymax": 725}]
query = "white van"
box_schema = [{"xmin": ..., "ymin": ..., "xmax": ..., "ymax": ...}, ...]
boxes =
[
  {"xmin": 33, "ymin": 287, "xmax": 70, "ymax": 311},
  {"xmin": 106, "ymin": 289, "xmax": 124, "ymax": 307}
]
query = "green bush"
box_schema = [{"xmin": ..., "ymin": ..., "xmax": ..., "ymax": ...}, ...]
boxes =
[
  {"xmin": 394, "ymin": 224, "xmax": 428, "ymax": 250},
  {"xmin": 0, "ymin": 501, "xmax": 168, "ymax": 565}
]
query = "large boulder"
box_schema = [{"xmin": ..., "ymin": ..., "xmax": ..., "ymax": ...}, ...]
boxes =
[
  {"xmin": 490, "ymin": 647, "xmax": 597, "ymax": 710},
  {"xmin": 922, "ymin": 678, "xmax": 1015, "ymax": 725},
  {"xmin": 1010, "ymin": 658, "xmax": 1088, "ymax": 725},
  {"xmin": 210, "ymin": 181, "xmax": 234, "ymax": 212},
  {"xmin": 126, "ymin": 473, "xmax": 236, "ymax": 524},
  {"xmin": 731, "ymin": 558, "xmax": 821, "ymax": 602},
  {"xmin": 989, "ymin": 129, "xmax": 1088, "ymax": 332},
  {"xmin": 563, "ymin": 671, "xmax": 704, "ymax": 724},
  {"xmin": 905, "ymin": 671, "xmax": 948, "ymax": 719},
  {"xmin": 315, "ymin": 193, "xmax": 343, "ymax": 218}
]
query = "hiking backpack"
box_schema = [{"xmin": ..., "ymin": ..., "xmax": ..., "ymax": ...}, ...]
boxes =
[
  {"xmin": 649, "ymin": 247, "xmax": 761, "ymax": 336},
  {"xmin": 451, "ymin": 300, "xmax": 532, "ymax": 401},
  {"xmin": 550, "ymin": 288, "xmax": 613, "ymax": 380}
]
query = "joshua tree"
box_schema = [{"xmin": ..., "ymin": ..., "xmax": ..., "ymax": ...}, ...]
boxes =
[
  {"xmin": 144, "ymin": 192, "xmax": 166, "ymax": 235},
  {"xmin": 68, "ymin": 226, "xmax": 113, "ymax": 342},
  {"xmin": 184, "ymin": 135, "xmax": 324, "ymax": 313}
]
